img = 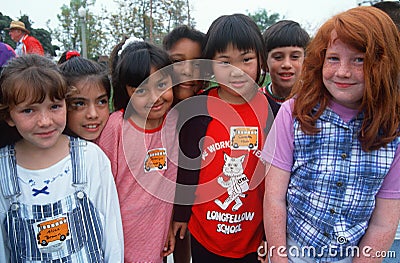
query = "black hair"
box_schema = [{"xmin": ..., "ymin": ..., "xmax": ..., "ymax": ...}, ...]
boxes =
[
  {"xmin": 110, "ymin": 39, "xmax": 172, "ymax": 111},
  {"xmin": 59, "ymin": 56, "xmax": 111, "ymax": 99},
  {"xmin": 202, "ymin": 13, "xmax": 266, "ymax": 86},
  {"xmin": 373, "ymin": 1, "xmax": 400, "ymax": 31},
  {"xmin": 263, "ymin": 20, "xmax": 310, "ymax": 54},
  {"xmin": 162, "ymin": 25, "xmax": 205, "ymax": 51}
]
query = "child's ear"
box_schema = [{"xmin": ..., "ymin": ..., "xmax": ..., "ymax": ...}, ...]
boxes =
[{"xmin": 5, "ymin": 118, "xmax": 16, "ymax": 127}]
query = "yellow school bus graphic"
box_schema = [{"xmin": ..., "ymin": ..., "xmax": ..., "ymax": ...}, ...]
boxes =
[
  {"xmin": 36, "ymin": 217, "xmax": 69, "ymax": 247},
  {"xmin": 230, "ymin": 127, "xmax": 258, "ymax": 150},
  {"xmin": 144, "ymin": 148, "xmax": 167, "ymax": 172}
]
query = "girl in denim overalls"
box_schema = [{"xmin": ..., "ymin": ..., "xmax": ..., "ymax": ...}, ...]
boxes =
[{"xmin": 0, "ymin": 54, "xmax": 124, "ymax": 262}]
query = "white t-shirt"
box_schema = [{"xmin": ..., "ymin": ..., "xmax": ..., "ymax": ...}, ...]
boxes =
[{"xmin": 0, "ymin": 141, "xmax": 124, "ymax": 262}]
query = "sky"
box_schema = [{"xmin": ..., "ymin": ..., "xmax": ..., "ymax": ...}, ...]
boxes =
[{"xmin": 3, "ymin": 0, "xmax": 359, "ymax": 35}]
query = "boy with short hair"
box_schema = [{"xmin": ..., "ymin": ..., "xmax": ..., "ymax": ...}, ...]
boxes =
[{"xmin": 261, "ymin": 20, "xmax": 310, "ymax": 114}]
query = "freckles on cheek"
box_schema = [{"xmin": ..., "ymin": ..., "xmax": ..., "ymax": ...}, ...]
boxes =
[
  {"xmin": 354, "ymin": 67, "xmax": 364, "ymax": 77},
  {"xmin": 322, "ymin": 64, "xmax": 333, "ymax": 78}
]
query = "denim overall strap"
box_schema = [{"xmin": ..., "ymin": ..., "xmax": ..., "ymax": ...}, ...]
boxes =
[
  {"xmin": 69, "ymin": 137, "xmax": 88, "ymax": 186},
  {"xmin": 69, "ymin": 137, "xmax": 105, "ymax": 262},
  {"xmin": 3, "ymin": 138, "xmax": 105, "ymax": 262},
  {"xmin": 0, "ymin": 145, "xmax": 20, "ymax": 200}
]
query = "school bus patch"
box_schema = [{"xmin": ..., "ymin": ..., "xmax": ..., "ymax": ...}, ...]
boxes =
[
  {"xmin": 35, "ymin": 216, "xmax": 70, "ymax": 249},
  {"xmin": 230, "ymin": 126, "xmax": 258, "ymax": 150},
  {"xmin": 144, "ymin": 148, "xmax": 167, "ymax": 172}
]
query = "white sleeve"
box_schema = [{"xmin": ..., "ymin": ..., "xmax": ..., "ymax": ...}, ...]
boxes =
[{"xmin": 85, "ymin": 142, "xmax": 124, "ymax": 263}]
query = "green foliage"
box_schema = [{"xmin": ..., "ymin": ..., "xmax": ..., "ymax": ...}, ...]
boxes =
[
  {"xmin": 247, "ymin": 9, "xmax": 281, "ymax": 32},
  {"xmin": 53, "ymin": 0, "xmax": 102, "ymax": 59},
  {"xmin": 104, "ymin": 0, "xmax": 194, "ymax": 46},
  {"xmin": 1, "ymin": 3, "xmax": 284, "ymax": 59},
  {"xmin": 33, "ymin": 28, "xmax": 56, "ymax": 56},
  {"xmin": 0, "ymin": 12, "xmax": 14, "ymax": 46}
]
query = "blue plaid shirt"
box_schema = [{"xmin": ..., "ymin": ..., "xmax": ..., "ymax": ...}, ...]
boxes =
[{"xmin": 288, "ymin": 106, "xmax": 399, "ymax": 262}]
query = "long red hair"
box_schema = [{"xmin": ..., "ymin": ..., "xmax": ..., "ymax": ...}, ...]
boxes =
[{"xmin": 291, "ymin": 6, "xmax": 400, "ymax": 152}]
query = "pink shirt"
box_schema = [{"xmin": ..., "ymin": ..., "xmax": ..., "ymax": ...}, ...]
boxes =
[{"xmin": 97, "ymin": 110, "xmax": 179, "ymax": 263}]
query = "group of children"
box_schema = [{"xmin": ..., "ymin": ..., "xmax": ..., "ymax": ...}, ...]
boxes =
[{"xmin": 0, "ymin": 4, "xmax": 398, "ymax": 263}]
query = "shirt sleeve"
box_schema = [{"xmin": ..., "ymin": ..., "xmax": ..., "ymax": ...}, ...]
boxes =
[
  {"xmin": 173, "ymin": 115, "xmax": 206, "ymax": 222},
  {"xmin": 377, "ymin": 142, "xmax": 400, "ymax": 199},
  {"xmin": 96, "ymin": 111, "xmax": 123, "ymax": 178},
  {"xmin": 86, "ymin": 142, "xmax": 124, "ymax": 262},
  {"xmin": 261, "ymin": 99, "xmax": 294, "ymax": 172}
]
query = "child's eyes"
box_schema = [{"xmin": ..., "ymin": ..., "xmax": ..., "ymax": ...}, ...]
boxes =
[
  {"xmin": 243, "ymin": 57, "xmax": 254, "ymax": 63},
  {"xmin": 51, "ymin": 104, "xmax": 63, "ymax": 110},
  {"xmin": 98, "ymin": 99, "xmax": 109, "ymax": 105},
  {"xmin": 354, "ymin": 57, "xmax": 364, "ymax": 63},
  {"xmin": 327, "ymin": 56, "xmax": 340, "ymax": 62},
  {"xmin": 71, "ymin": 101, "xmax": 86, "ymax": 108},
  {"xmin": 158, "ymin": 82, "xmax": 168, "ymax": 89},
  {"xmin": 135, "ymin": 88, "xmax": 146, "ymax": 95},
  {"xmin": 21, "ymin": 108, "xmax": 33, "ymax": 114},
  {"xmin": 326, "ymin": 56, "xmax": 364, "ymax": 64},
  {"xmin": 69, "ymin": 99, "xmax": 108, "ymax": 110},
  {"xmin": 272, "ymin": 55, "xmax": 283, "ymax": 61},
  {"xmin": 193, "ymin": 61, "xmax": 201, "ymax": 67},
  {"xmin": 217, "ymin": 60, "xmax": 230, "ymax": 66}
]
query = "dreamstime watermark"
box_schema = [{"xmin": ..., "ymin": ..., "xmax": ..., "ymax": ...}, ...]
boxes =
[{"xmin": 257, "ymin": 240, "xmax": 397, "ymax": 259}]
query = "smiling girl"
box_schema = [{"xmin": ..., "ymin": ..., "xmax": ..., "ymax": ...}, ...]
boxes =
[
  {"xmin": 262, "ymin": 6, "xmax": 400, "ymax": 263},
  {"xmin": 172, "ymin": 13, "xmax": 272, "ymax": 263},
  {"xmin": 59, "ymin": 56, "xmax": 111, "ymax": 141},
  {"xmin": 97, "ymin": 39, "xmax": 179, "ymax": 263},
  {"xmin": 0, "ymin": 54, "xmax": 123, "ymax": 262}
]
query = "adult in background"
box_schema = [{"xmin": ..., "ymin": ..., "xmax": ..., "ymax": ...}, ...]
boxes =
[{"xmin": 6, "ymin": 20, "xmax": 44, "ymax": 56}]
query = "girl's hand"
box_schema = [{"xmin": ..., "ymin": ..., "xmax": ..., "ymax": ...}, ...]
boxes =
[
  {"xmin": 173, "ymin": 221, "xmax": 188, "ymax": 240},
  {"xmin": 161, "ymin": 222, "xmax": 175, "ymax": 257}
]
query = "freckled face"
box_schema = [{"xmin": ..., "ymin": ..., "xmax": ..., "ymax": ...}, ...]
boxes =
[
  {"xmin": 7, "ymin": 96, "xmax": 67, "ymax": 150},
  {"xmin": 323, "ymin": 36, "xmax": 365, "ymax": 109}
]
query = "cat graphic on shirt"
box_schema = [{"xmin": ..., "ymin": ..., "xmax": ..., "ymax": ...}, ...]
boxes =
[{"xmin": 215, "ymin": 153, "xmax": 249, "ymax": 211}]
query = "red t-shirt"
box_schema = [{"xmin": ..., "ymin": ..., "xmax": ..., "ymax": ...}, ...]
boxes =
[{"xmin": 188, "ymin": 89, "xmax": 269, "ymax": 258}]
